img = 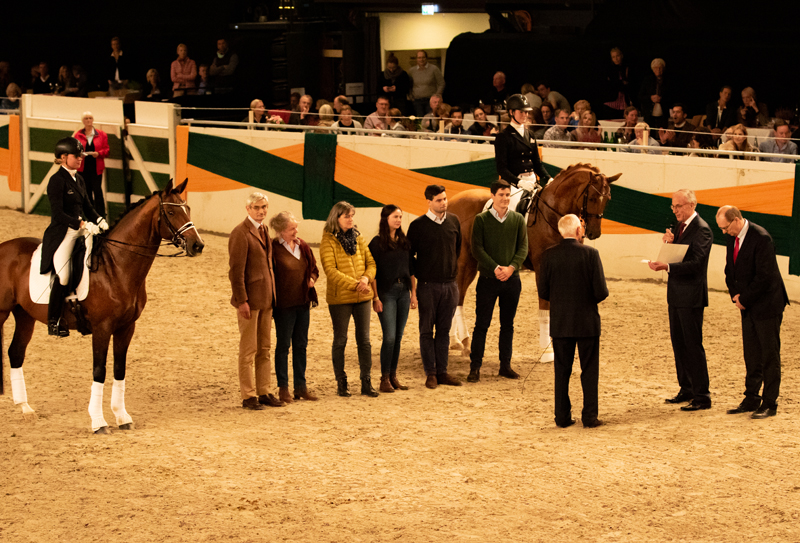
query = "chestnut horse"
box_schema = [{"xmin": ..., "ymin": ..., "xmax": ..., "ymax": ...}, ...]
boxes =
[
  {"xmin": 0, "ymin": 179, "xmax": 204, "ymax": 432},
  {"xmin": 447, "ymin": 163, "xmax": 621, "ymax": 360}
]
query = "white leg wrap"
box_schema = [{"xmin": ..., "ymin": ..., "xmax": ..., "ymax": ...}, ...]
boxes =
[
  {"xmin": 450, "ymin": 306, "xmax": 471, "ymax": 348},
  {"xmin": 111, "ymin": 379, "xmax": 133, "ymax": 427},
  {"xmin": 88, "ymin": 381, "xmax": 109, "ymax": 432},
  {"xmin": 539, "ymin": 310, "xmax": 554, "ymax": 363},
  {"xmin": 10, "ymin": 367, "xmax": 28, "ymax": 404}
]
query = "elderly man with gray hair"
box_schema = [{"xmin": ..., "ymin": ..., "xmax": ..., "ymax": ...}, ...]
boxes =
[
  {"xmin": 537, "ymin": 214, "xmax": 609, "ymax": 429},
  {"xmin": 639, "ymin": 58, "xmax": 668, "ymax": 129}
]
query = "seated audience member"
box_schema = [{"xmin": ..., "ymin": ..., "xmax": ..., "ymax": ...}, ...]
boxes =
[
  {"xmin": 210, "ymin": 38, "xmax": 238, "ymax": 95},
  {"xmin": 107, "ymin": 36, "xmax": 129, "ymax": 92},
  {"xmin": 485, "ymin": 71, "xmax": 510, "ymax": 113},
  {"xmin": 638, "ymin": 58, "xmax": 668, "ymax": 129},
  {"xmin": 540, "ymin": 103, "xmax": 555, "ymax": 126},
  {"xmin": 521, "ymin": 83, "xmax": 542, "ymax": 109},
  {"xmin": 445, "ymin": 107, "xmax": 468, "ymax": 140},
  {"xmin": 1, "ymin": 83, "xmax": 22, "ymax": 110},
  {"xmin": 688, "ymin": 126, "xmax": 717, "ymax": 158},
  {"xmin": 719, "ymin": 123, "xmax": 757, "ymax": 160},
  {"xmin": 624, "ymin": 122, "xmax": 661, "ymax": 154},
  {"xmin": 543, "ymin": 109, "xmax": 576, "ymax": 145},
  {"xmin": 71, "ymin": 65, "xmax": 88, "ymax": 97},
  {"xmin": 55, "ymin": 65, "xmax": 76, "ymax": 96},
  {"xmin": 140, "ymin": 69, "xmax": 164, "ymax": 100},
  {"xmin": 467, "ymin": 106, "xmax": 497, "ymax": 143},
  {"xmin": 290, "ymin": 92, "xmax": 301, "ymax": 111},
  {"xmin": 171, "ymin": 43, "xmax": 197, "ymax": 97},
  {"xmin": 386, "ymin": 108, "xmax": 415, "ymax": 136},
  {"xmin": 421, "ymin": 94, "xmax": 443, "ymax": 131},
  {"xmin": 537, "ymin": 81, "xmax": 570, "ymax": 113},
  {"xmin": 615, "ymin": 106, "xmax": 639, "ymax": 143},
  {"xmin": 316, "ymin": 99, "xmax": 331, "ymax": 112},
  {"xmin": 527, "ymin": 107, "xmax": 547, "ymax": 139},
  {"xmin": 364, "ymin": 96, "xmax": 391, "ymax": 135},
  {"xmin": 243, "ymin": 99, "xmax": 268, "ymax": 125},
  {"xmin": 333, "ymin": 105, "xmax": 363, "ymax": 134},
  {"xmin": 288, "ymin": 94, "xmax": 318, "ymax": 128},
  {"xmin": 196, "ymin": 64, "xmax": 211, "ymax": 95},
  {"xmin": 435, "ymin": 103, "xmax": 452, "ymax": 135},
  {"xmin": 658, "ymin": 103, "xmax": 695, "ymax": 149},
  {"xmin": 759, "ymin": 120, "xmax": 798, "ymax": 163},
  {"xmin": 380, "ymin": 55, "xmax": 411, "ymax": 115},
  {"xmin": 737, "ymin": 87, "xmax": 769, "ymax": 128},
  {"xmin": 316, "ymin": 104, "xmax": 335, "ymax": 131},
  {"xmin": 704, "ymin": 85, "xmax": 735, "ymax": 135},
  {"xmin": 575, "ymin": 111, "xmax": 601, "ymax": 146},
  {"xmin": 333, "ymin": 96, "xmax": 362, "ymax": 123},
  {"xmin": 569, "ymin": 100, "xmax": 591, "ymax": 127},
  {"xmin": 603, "ymin": 47, "xmax": 631, "ymax": 120},
  {"xmin": 32, "ymin": 62, "xmax": 52, "ymax": 94}
]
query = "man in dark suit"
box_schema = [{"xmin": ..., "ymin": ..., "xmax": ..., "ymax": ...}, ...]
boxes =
[
  {"xmin": 538, "ymin": 214, "xmax": 609, "ymax": 428},
  {"xmin": 716, "ymin": 206, "xmax": 789, "ymax": 419},
  {"xmin": 228, "ymin": 192, "xmax": 283, "ymax": 410},
  {"xmin": 649, "ymin": 189, "xmax": 713, "ymax": 411}
]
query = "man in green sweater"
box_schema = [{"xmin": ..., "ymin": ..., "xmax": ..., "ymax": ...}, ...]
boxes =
[{"xmin": 467, "ymin": 181, "xmax": 529, "ymax": 382}]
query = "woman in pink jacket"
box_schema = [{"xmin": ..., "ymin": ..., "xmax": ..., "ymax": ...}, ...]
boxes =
[
  {"xmin": 73, "ymin": 111, "xmax": 110, "ymax": 216},
  {"xmin": 171, "ymin": 43, "xmax": 197, "ymax": 96}
]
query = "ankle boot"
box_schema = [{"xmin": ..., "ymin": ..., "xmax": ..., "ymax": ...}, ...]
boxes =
[
  {"xmin": 361, "ymin": 377, "xmax": 379, "ymax": 397},
  {"xmin": 279, "ymin": 386, "xmax": 293, "ymax": 404},
  {"xmin": 379, "ymin": 374, "xmax": 395, "ymax": 393},
  {"xmin": 499, "ymin": 362, "xmax": 520, "ymax": 379},
  {"xmin": 389, "ymin": 372, "xmax": 408, "ymax": 390},
  {"xmin": 293, "ymin": 387, "xmax": 318, "ymax": 401},
  {"xmin": 337, "ymin": 378, "xmax": 351, "ymax": 397},
  {"xmin": 47, "ymin": 281, "xmax": 69, "ymax": 337}
]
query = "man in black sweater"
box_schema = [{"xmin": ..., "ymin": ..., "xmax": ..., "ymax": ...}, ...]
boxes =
[{"xmin": 407, "ymin": 185, "xmax": 463, "ymax": 389}]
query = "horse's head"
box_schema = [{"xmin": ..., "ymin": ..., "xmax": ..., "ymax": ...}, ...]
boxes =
[
  {"xmin": 580, "ymin": 171, "xmax": 621, "ymax": 240},
  {"xmin": 159, "ymin": 179, "xmax": 205, "ymax": 256}
]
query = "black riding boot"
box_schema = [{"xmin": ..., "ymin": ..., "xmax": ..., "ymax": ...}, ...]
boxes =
[{"xmin": 48, "ymin": 281, "xmax": 69, "ymax": 337}]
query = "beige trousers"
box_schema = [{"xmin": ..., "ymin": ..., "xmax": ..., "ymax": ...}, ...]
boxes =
[{"xmin": 237, "ymin": 307, "xmax": 273, "ymax": 399}]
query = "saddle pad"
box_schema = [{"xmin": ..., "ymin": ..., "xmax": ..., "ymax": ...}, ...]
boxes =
[{"xmin": 29, "ymin": 235, "xmax": 93, "ymax": 304}]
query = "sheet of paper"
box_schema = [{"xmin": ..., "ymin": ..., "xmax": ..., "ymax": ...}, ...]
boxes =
[{"xmin": 640, "ymin": 243, "xmax": 689, "ymax": 264}]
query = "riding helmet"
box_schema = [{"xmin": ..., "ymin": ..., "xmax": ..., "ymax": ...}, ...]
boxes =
[
  {"xmin": 505, "ymin": 94, "xmax": 533, "ymax": 112},
  {"xmin": 54, "ymin": 137, "xmax": 84, "ymax": 159}
]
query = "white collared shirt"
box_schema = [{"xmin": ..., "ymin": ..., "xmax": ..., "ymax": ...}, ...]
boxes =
[
  {"xmin": 510, "ymin": 120, "xmax": 526, "ymax": 138},
  {"xmin": 667, "ymin": 211, "xmax": 697, "ymax": 273},
  {"xmin": 489, "ymin": 207, "xmax": 509, "ymax": 223},
  {"xmin": 61, "ymin": 165, "xmax": 77, "ymax": 180},
  {"xmin": 279, "ymin": 236, "xmax": 301, "ymax": 259},
  {"xmin": 426, "ymin": 209, "xmax": 446, "ymax": 224},
  {"xmin": 247, "ymin": 216, "xmax": 264, "ymax": 230},
  {"xmin": 737, "ymin": 219, "xmax": 750, "ymax": 246}
]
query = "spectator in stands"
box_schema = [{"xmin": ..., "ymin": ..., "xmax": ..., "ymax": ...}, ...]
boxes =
[
  {"xmin": 290, "ymin": 92, "xmax": 301, "ymax": 111},
  {"xmin": 467, "ymin": 106, "xmax": 497, "ymax": 143},
  {"xmin": 171, "ymin": 43, "xmax": 197, "ymax": 97},
  {"xmin": 615, "ymin": 106, "xmax": 639, "ymax": 143},
  {"xmin": 569, "ymin": 100, "xmax": 591, "ymax": 127},
  {"xmin": 333, "ymin": 105, "xmax": 363, "ymax": 134},
  {"xmin": 704, "ymin": 85, "xmax": 735, "ymax": 135},
  {"xmin": 737, "ymin": 87, "xmax": 769, "ymax": 128},
  {"xmin": 485, "ymin": 71, "xmax": 510, "ymax": 113},
  {"xmin": 244, "ymin": 99, "xmax": 268, "ymax": 125},
  {"xmin": 32, "ymin": 62, "xmax": 52, "ymax": 94},
  {"xmin": 141, "ymin": 69, "xmax": 164, "ymax": 100},
  {"xmin": 210, "ymin": 38, "xmax": 238, "ymax": 95},
  {"xmin": 759, "ymin": 120, "xmax": 798, "ymax": 163},
  {"xmin": 333, "ymin": 95, "xmax": 361, "ymax": 122},
  {"xmin": 73, "ymin": 111, "xmax": 110, "ymax": 216},
  {"xmin": 71, "ymin": 66, "xmax": 88, "ymax": 97},
  {"xmin": 364, "ymin": 96, "xmax": 391, "ymax": 135},
  {"xmin": 624, "ymin": 122, "xmax": 660, "ymax": 154},
  {"xmin": 540, "ymin": 102, "xmax": 555, "ymax": 126},
  {"xmin": 409, "ymin": 50, "xmax": 445, "ymax": 118},
  {"xmin": 658, "ymin": 103, "xmax": 695, "ymax": 149},
  {"xmin": 421, "ymin": 94, "xmax": 443, "ymax": 132},
  {"xmin": 380, "ymin": 54, "xmax": 411, "ymax": 115},
  {"xmin": 603, "ymin": 47, "xmax": 631, "ymax": 120},
  {"xmin": 316, "ymin": 104, "xmax": 335, "ymax": 132},
  {"xmin": 107, "ymin": 36, "xmax": 129, "ymax": 93},
  {"xmin": 386, "ymin": 108, "xmax": 412, "ymax": 136},
  {"xmin": 29, "ymin": 64, "xmax": 40, "ymax": 90},
  {"xmin": 288, "ymin": 94, "xmax": 318, "ymax": 128},
  {"xmin": 55, "ymin": 65, "xmax": 76, "ymax": 96},
  {"xmin": 196, "ymin": 64, "xmax": 211, "ymax": 95},
  {"xmin": 575, "ymin": 111, "xmax": 601, "ymax": 146},
  {"xmin": 543, "ymin": 109, "xmax": 575, "ymax": 145},
  {"xmin": 0, "ymin": 62, "xmax": 11, "ymax": 96},
  {"xmin": 536, "ymin": 81, "xmax": 570, "ymax": 114},
  {"xmin": 688, "ymin": 126, "xmax": 717, "ymax": 158},
  {"xmin": 316, "ymin": 99, "xmax": 331, "ymax": 112},
  {"xmin": 639, "ymin": 58, "xmax": 668, "ymax": 129},
  {"xmin": 1, "ymin": 83, "xmax": 21, "ymax": 111},
  {"xmin": 719, "ymin": 124, "xmax": 757, "ymax": 160},
  {"xmin": 521, "ymin": 83, "xmax": 542, "ymax": 109},
  {"xmin": 445, "ymin": 107, "xmax": 468, "ymax": 140},
  {"xmin": 526, "ymin": 107, "xmax": 547, "ymax": 139}
]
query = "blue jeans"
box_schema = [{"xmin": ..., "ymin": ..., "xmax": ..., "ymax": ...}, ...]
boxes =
[
  {"xmin": 329, "ymin": 301, "xmax": 372, "ymax": 381},
  {"xmin": 377, "ymin": 282, "xmax": 411, "ymax": 374},
  {"xmin": 273, "ymin": 305, "xmax": 310, "ymax": 389}
]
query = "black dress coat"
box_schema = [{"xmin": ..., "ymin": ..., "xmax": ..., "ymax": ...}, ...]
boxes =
[
  {"xmin": 494, "ymin": 124, "xmax": 550, "ymax": 186},
  {"xmin": 537, "ymin": 239, "xmax": 609, "ymax": 338},
  {"xmin": 378, "ymin": 69, "xmax": 411, "ymax": 114},
  {"xmin": 703, "ymin": 101, "xmax": 736, "ymax": 132},
  {"xmin": 666, "ymin": 215, "xmax": 713, "ymax": 309},
  {"xmin": 40, "ymin": 167, "xmax": 101, "ymax": 274}
]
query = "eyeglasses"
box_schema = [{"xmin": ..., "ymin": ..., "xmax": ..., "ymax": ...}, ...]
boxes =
[
  {"xmin": 670, "ymin": 203, "xmax": 690, "ymax": 211},
  {"xmin": 719, "ymin": 222, "xmax": 732, "ymax": 233}
]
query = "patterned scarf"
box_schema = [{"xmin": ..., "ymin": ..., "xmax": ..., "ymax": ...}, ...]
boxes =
[{"xmin": 336, "ymin": 227, "xmax": 360, "ymax": 256}]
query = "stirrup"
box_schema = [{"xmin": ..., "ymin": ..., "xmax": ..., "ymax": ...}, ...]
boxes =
[{"xmin": 48, "ymin": 321, "xmax": 69, "ymax": 338}]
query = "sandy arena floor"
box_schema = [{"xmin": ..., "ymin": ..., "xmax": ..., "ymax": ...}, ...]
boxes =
[{"xmin": 0, "ymin": 208, "xmax": 798, "ymax": 542}]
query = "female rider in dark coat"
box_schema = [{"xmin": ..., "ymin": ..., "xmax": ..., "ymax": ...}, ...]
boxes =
[{"xmin": 41, "ymin": 137, "xmax": 108, "ymax": 336}]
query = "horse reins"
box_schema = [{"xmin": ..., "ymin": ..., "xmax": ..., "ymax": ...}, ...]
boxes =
[{"xmin": 532, "ymin": 178, "xmax": 609, "ymax": 233}]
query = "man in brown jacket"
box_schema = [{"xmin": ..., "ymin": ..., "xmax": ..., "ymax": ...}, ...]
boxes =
[{"xmin": 229, "ymin": 192, "xmax": 283, "ymax": 410}]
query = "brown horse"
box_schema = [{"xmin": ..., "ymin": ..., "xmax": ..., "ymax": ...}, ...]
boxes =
[
  {"xmin": 447, "ymin": 163, "xmax": 621, "ymax": 359},
  {"xmin": 0, "ymin": 179, "xmax": 204, "ymax": 432}
]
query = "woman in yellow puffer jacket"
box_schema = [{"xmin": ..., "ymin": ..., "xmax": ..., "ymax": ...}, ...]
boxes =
[{"xmin": 320, "ymin": 201, "xmax": 379, "ymax": 398}]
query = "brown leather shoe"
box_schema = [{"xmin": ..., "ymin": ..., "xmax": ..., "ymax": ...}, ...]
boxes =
[
  {"xmin": 437, "ymin": 373, "xmax": 462, "ymax": 386},
  {"xmin": 379, "ymin": 374, "xmax": 395, "ymax": 393},
  {"xmin": 258, "ymin": 393, "xmax": 285, "ymax": 407},
  {"xmin": 242, "ymin": 397, "xmax": 266, "ymax": 410},
  {"xmin": 279, "ymin": 387, "xmax": 294, "ymax": 404},
  {"xmin": 425, "ymin": 374, "xmax": 438, "ymax": 389},
  {"xmin": 389, "ymin": 372, "xmax": 408, "ymax": 390},
  {"xmin": 293, "ymin": 387, "xmax": 319, "ymax": 401}
]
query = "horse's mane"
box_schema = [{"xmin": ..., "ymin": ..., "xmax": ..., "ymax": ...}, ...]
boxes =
[
  {"xmin": 91, "ymin": 190, "xmax": 164, "ymax": 265},
  {"xmin": 544, "ymin": 163, "xmax": 603, "ymax": 194}
]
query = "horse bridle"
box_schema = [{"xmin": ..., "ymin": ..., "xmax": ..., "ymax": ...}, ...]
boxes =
[
  {"xmin": 532, "ymin": 176, "xmax": 610, "ymax": 233},
  {"xmin": 158, "ymin": 193, "xmax": 197, "ymax": 250}
]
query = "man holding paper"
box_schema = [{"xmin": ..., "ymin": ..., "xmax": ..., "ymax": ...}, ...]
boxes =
[{"xmin": 648, "ymin": 189, "xmax": 713, "ymax": 411}]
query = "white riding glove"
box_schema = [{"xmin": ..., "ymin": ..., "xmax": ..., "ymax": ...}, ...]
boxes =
[
  {"xmin": 517, "ymin": 178, "xmax": 537, "ymax": 192},
  {"xmin": 97, "ymin": 218, "xmax": 109, "ymax": 232},
  {"xmin": 83, "ymin": 222, "xmax": 101, "ymax": 236}
]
